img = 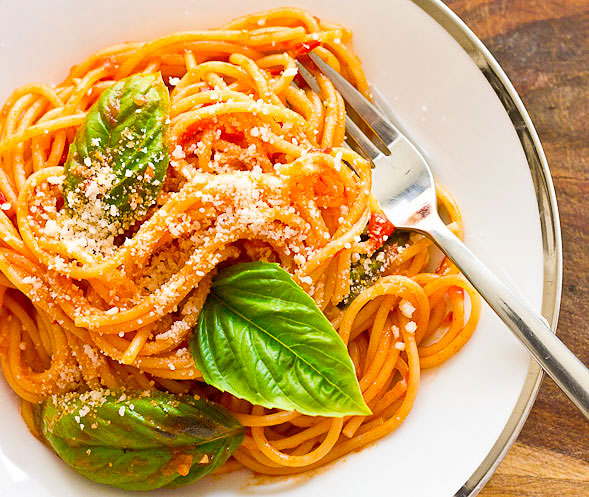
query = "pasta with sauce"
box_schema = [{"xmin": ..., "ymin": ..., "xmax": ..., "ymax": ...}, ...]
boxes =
[{"xmin": 0, "ymin": 6, "xmax": 481, "ymax": 489}]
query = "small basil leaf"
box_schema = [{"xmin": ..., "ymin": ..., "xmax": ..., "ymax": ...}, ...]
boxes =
[
  {"xmin": 63, "ymin": 73, "xmax": 169, "ymax": 231},
  {"xmin": 191, "ymin": 262, "xmax": 371, "ymax": 417},
  {"xmin": 37, "ymin": 390, "xmax": 244, "ymax": 490},
  {"xmin": 342, "ymin": 231, "xmax": 410, "ymax": 306}
]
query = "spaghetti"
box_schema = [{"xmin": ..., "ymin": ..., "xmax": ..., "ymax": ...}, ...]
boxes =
[{"xmin": 0, "ymin": 7, "xmax": 480, "ymax": 480}]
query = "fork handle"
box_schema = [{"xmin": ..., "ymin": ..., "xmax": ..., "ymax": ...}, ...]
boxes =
[{"xmin": 426, "ymin": 220, "xmax": 589, "ymax": 419}]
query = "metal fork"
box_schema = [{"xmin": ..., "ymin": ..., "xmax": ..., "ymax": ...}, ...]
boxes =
[{"xmin": 298, "ymin": 51, "xmax": 589, "ymax": 419}]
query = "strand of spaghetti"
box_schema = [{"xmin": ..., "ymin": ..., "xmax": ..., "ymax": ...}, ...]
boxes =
[
  {"xmin": 90, "ymin": 330, "xmax": 198, "ymax": 370},
  {"xmin": 346, "ymin": 297, "xmax": 383, "ymax": 338},
  {"xmin": 233, "ymin": 410, "xmax": 300, "ymax": 427},
  {"xmin": 0, "ymin": 352, "xmax": 43, "ymax": 403},
  {"xmin": 0, "ymin": 168, "xmax": 18, "ymax": 208},
  {"xmin": 3, "ymin": 295, "xmax": 50, "ymax": 366},
  {"xmin": 299, "ymin": 208, "xmax": 370, "ymax": 278},
  {"xmin": 11, "ymin": 97, "xmax": 50, "ymax": 190},
  {"xmin": 418, "ymin": 285, "xmax": 465, "ymax": 355},
  {"xmin": 313, "ymin": 46, "xmax": 342, "ymax": 74},
  {"xmin": 354, "ymin": 417, "xmax": 386, "ymax": 436},
  {"xmin": 0, "ymin": 114, "xmax": 86, "ymax": 154},
  {"xmin": 420, "ymin": 284, "xmax": 481, "ymax": 369},
  {"xmin": 331, "ymin": 248, "xmax": 352, "ymax": 304},
  {"xmin": 282, "ymin": 86, "xmax": 315, "ymax": 122},
  {"xmin": 289, "ymin": 439, "xmax": 319, "ymax": 456},
  {"xmin": 370, "ymin": 378, "xmax": 408, "ymax": 418},
  {"xmin": 120, "ymin": 325, "xmax": 153, "ymax": 365},
  {"xmin": 138, "ymin": 366, "xmax": 200, "ymax": 380},
  {"xmin": 238, "ymin": 440, "xmax": 284, "ymax": 468},
  {"xmin": 0, "ymin": 86, "xmax": 62, "ymax": 128},
  {"xmin": 355, "ymin": 333, "xmax": 370, "ymax": 376},
  {"xmin": 116, "ymin": 29, "xmax": 306, "ymax": 78},
  {"xmin": 170, "ymin": 87, "xmax": 251, "ymax": 117},
  {"xmin": 436, "ymin": 183, "xmax": 464, "ymax": 238},
  {"xmin": 6, "ymin": 317, "xmax": 46, "ymax": 401},
  {"xmin": 32, "ymin": 129, "xmax": 67, "ymax": 171},
  {"xmin": 316, "ymin": 73, "xmax": 340, "ymax": 148},
  {"xmin": 127, "ymin": 366, "xmax": 155, "ymax": 391},
  {"xmin": 36, "ymin": 312, "xmax": 56, "ymax": 361},
  {"xmin": 68, "ymin": 334, "xmax": 117, "ymax": 389},
  {"xmin": 0, "ymin": 212, "xmax": 30, "ymax": 255},
  {"xmin": 322, "ymin": 40, "xmax": 370, "ymax": 97},
  {"xmin": 251, "ymin": 413, "xmax": 344, "ymax": 467},
  {"xmin": 306, "ymin": 90, "xmax": 325, "ymax": 140},
  {"xmin": 339, "ymin": 275, "xmax": 430, "ymax": 345},
  {"xmin": 364, "ymin": 294, "xmax": 396, "ymax": 366},
  {"xmin": 361, "ymin": 343, "xmax": 401, "ymax": 404},
  {"xmin": 182, "ymin": 41, "xmax": 264, "ymax": 61},
  {"xmin": 171, "ymin": 100, "xmax": 314, "ymax": 140},
  {"xmin": 6, "ymin": 311, "xmax": 70, "ymax": 395},
  {"xmin": 343, "ymin": 343, "xmax": 402, "ymax": 438},
  {"xmin": 417, "ymin": 274, "xmax": 476, "ymax": 332},
  {"xmin": 153, "ymin": 377, "xmax": 190, "ymax": 394},
  {"xmin": 260, "ymin": 54, "xmax": 298, "ymax": 95},
  {"xmin": 359, "ymin": 328, "xmax": 394, "ymax": 393},
  {"xmin": 318, "ymin": 257, "xmax": 339, "ymax": 309},
  {"xmin": 229, "ymin": 54, "xmax": 281, "ymax": 106},
  {"xmin": 62, "ymin": 66, "xmax": 113, "ymax": 115},
  {"xmin": 20, "ymin": 400, "xmax": 40, "ymax": 437},
  {"xmin": 426, "ymin": 293, "xmax": 448, "ymax": 335},
  {"xmin": 221, "ymin": 7, "xmax": 321, "ymax": 32}
]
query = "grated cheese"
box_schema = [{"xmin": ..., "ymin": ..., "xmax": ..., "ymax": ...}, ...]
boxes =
[{"xmin": 399, "ymin": 300, "xmax": 415, "ymax": 318}]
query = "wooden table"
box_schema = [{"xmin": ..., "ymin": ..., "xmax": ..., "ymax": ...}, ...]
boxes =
[{"xmin": 443, "ymin": 1, "xmax": 589, "ymax": 495}]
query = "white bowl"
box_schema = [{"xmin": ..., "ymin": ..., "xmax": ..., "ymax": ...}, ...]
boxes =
[{"xmin": 0, "ymin": 1, "xmax": 561, "ymax": 496}]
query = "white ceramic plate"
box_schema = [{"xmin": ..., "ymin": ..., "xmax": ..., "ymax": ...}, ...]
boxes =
[{"xmin": 0, "ymin": 1, "xmax": 561, "ymax": 496}]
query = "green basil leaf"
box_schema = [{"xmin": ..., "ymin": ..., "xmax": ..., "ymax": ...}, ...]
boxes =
[
  {"xmin": 342, "ymin": 231, "xmax": 410, "ymax": 306},
  {"xmin": 63, "ymin": 73, "xmax": 169, "ymax": 231},
  {"xmin": 37, "ymin": 390, "xmax": 244, "ymax": 490},
  {"xmin": 191, "ymin": 262, "xmax": 371, "ymax": 417}
]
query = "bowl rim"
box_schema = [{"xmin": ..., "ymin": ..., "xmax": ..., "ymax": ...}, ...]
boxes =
[
  {"xmin": 411, "ymin": 1, "xmax": 563, "ymax": 496},
  {"xmin": 0, "ymin": 1, "xmax": 563, "ymax": 495}
]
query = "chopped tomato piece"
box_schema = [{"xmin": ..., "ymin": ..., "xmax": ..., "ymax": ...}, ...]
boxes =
[
  {"xmin": 180, "ymin": 122, "xmax": 207, "ymax": 145},
  {"xmin": 368, "ymin": 212, "xmax": 395, "ymax": 250},
  {"xmin": 292, "ymin": 73, "xmax": 307, "ymax": 88},
  {"xmin": 294, "ymin": 40, "xmax": 321, "ymax": 57}
]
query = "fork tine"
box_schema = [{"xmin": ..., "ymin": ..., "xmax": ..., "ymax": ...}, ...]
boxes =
[
  {"xmin": 294, "ymin": 60, "xmax": 321, "ymax": 93},
  {"xmin": 344, "ymin": 115, "xmax": 382, "ymax": 162},
  {"xmin": 308, "ymin": 51, "xmax": 399, "ymax": 147},
  {"xmin": 295, "ymin": 59, "xmax": 381, "ymax": 163}
]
